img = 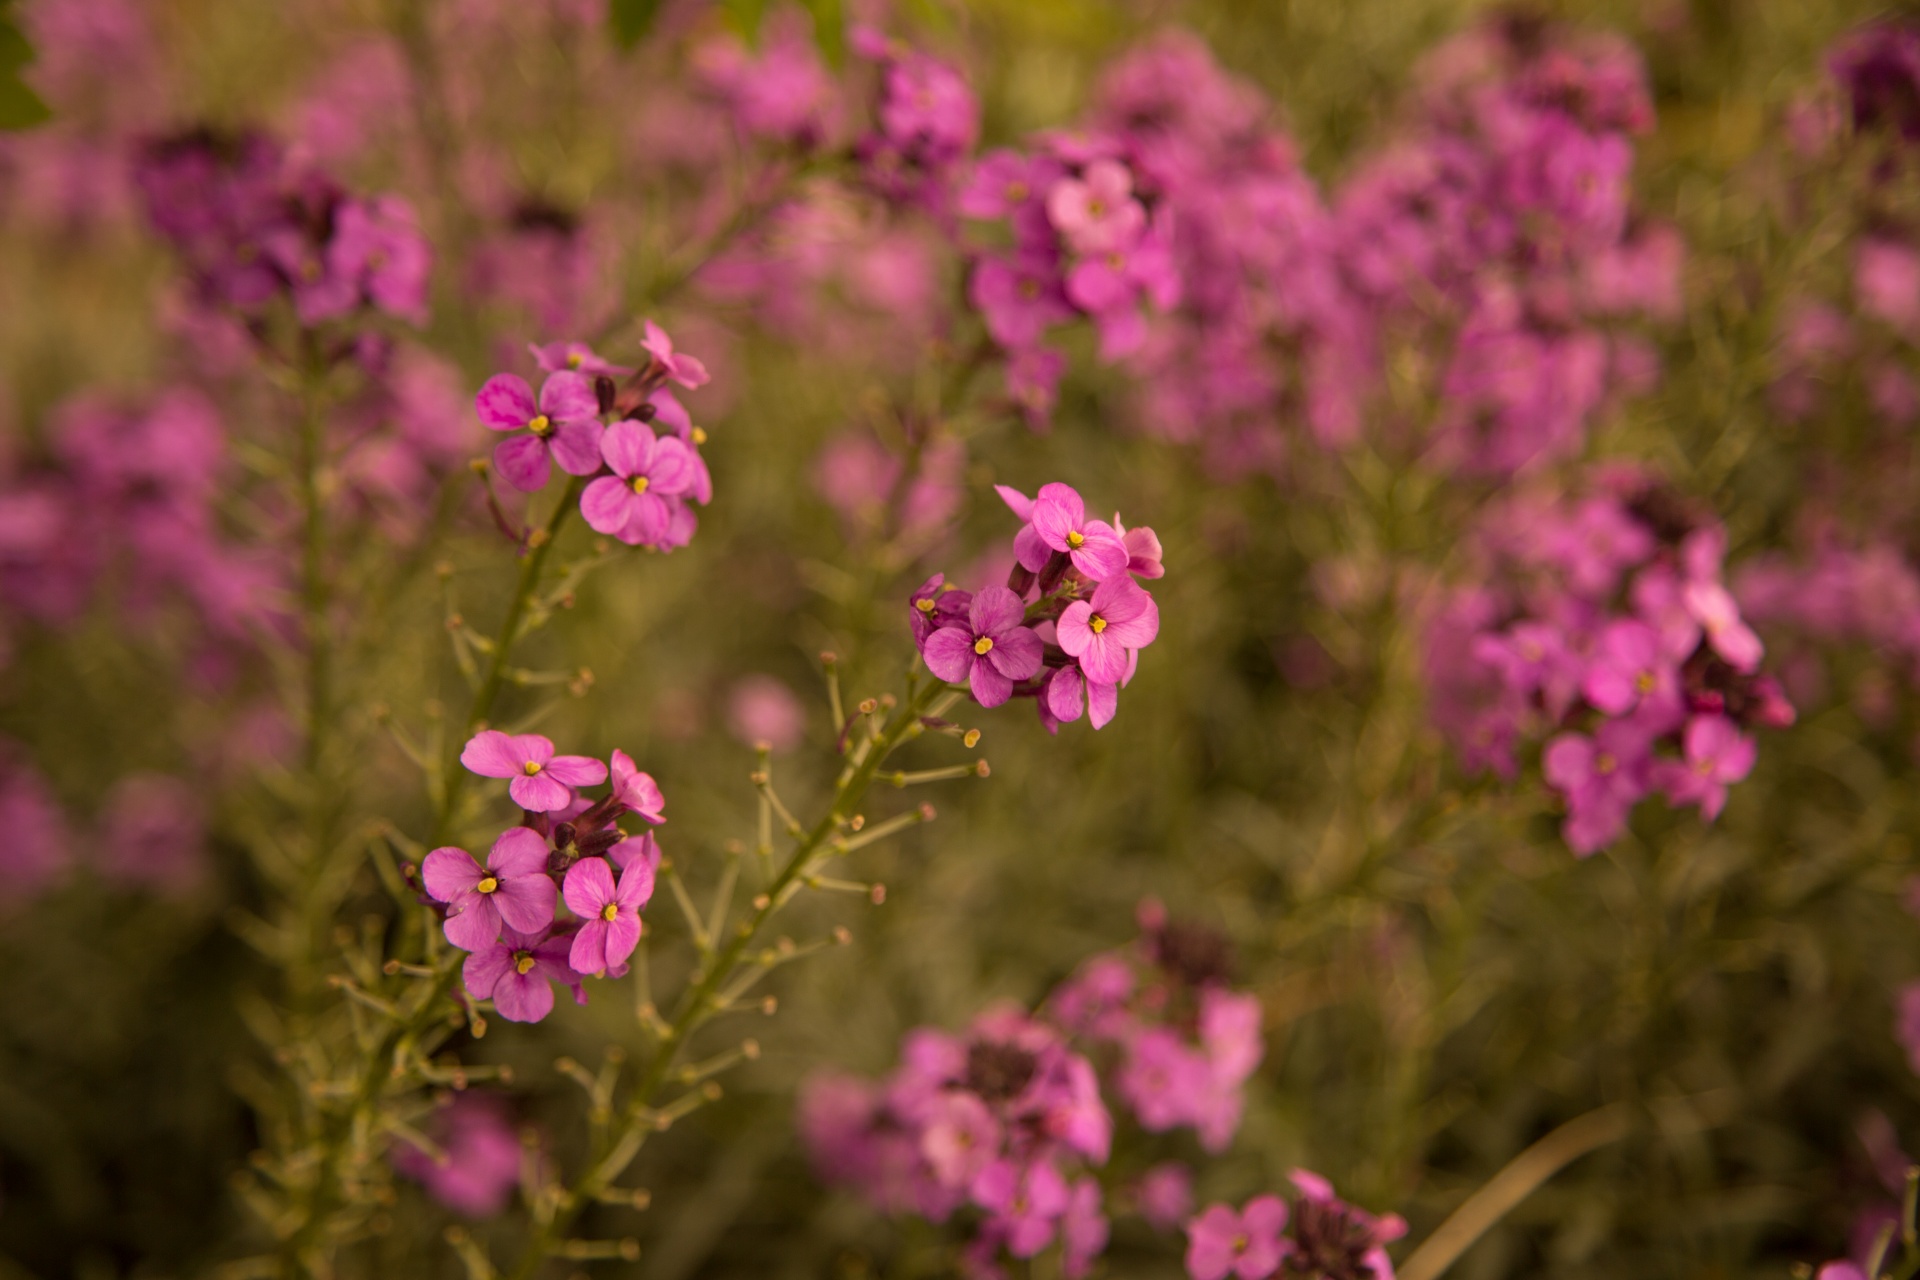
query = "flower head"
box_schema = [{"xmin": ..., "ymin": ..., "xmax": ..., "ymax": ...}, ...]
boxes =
[
  {"xmin": 562, "ymin": 854, "xmax": 655, "ymax": 976},
  {"xmin": 922, "ymin": 585, "xmax": 1045, "ymax": 707},
  {"xmin": 462, "ymin": 922, "xmax": 586, "ymax": 1023},
  {"xmin": 1031, "ymin": 482, "xmax": 1129, "ymax": 582},
  {"xmin": 423, "ymin": 826, "xmax": 559, "ymax": 951},
  {"xmin": 476, "ymin": 371, "xmax": 605, "ymax": 492},
  {"xmin": 1058, "ymin": 576, "xmax": 1160, "ymax": 685},
  {"xmin": 640, "ymin": 320, "xmax": 710, "ymax": 389},
  {"xmin": 580, "ymin": 421, "xmax": 700, "ymax": 547},
  {"xmin": 529, "ymin": 340, "xmax": 634, "ymax": 377},
  {"xmin": 1185, "ymin": 1196, "xmax": 1291, "ymax": 1280},
  {"xmin": 461, "ymin": 730, "xmax": 609, "ymax": 812}
]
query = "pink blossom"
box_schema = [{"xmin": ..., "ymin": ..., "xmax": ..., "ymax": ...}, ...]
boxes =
[
  {"xmin": 910, "ymin": 573, "xmax": 973, "ymax": 646},
  {"xmin": 1682, "ymin": 580, "xmax": 1763, "ymax": 673},
  {"xmin": 1857, "ymin": 237, "xmax": 1920, "ymax": 334},
  {"xmin": 971, "ymin": 253, "xmax": 1074, "ymax": 349},
  {"xmin": 1058, "ymin": 576, "xmax": 1161, "ymax": 685},
  {"xmin": 1657, "ymin": 714, "xmax": 1757, "ymax": 822},
  {"xmin": 1287, "ymin": 1169, "xmax": 1406, "ymax": 1279},
  {"xmin": 475, "ymin": 371, "xmax": 604, "ymax": 492},
  {"xmin": 606, "ymin": 749, "xmax": 666, "ymax": 824},
  {"xmin": 728, "ymin": 676, "xmax": 807, "ymax": 752},
  {"xmin": 327, "ymin": 196, "xmax": 432, "ymax": 325},
  {"xmin": 923, "ymin": 585, "xmax": 1046, "ymax": 708},
  {"xmin": 640, "ymin": 320, "xmax": 710, "ymax": 389},
  {"xmin": 391, "ymin": 1095, "xmax": 524, "ymax": 1216},
  {"xmin": 529, "ymin": 340, "xmax": 633, "ymax": 377},
  {"xmin": 1581, "ymin": 619, "xmax": 1683, "ymax": 729},
  {"xmin": 562, "ymin": 855, "xmax": 655, "ymax": 976},
  {"xmin": 1136, "ymin": 1163, "xmax": 1195, "ymax": 1231},
  {"xmin": 1046, "ymin": 160, "xmax": 1146, "ymax": 256},
  {"xmin": 1185, "ymin": 1196, "xmax": 1290, "ymax": 1280},
  {"xmin": 1542, "ymin": 720, "xmax": 1654, "ymax": 855},
  {"xmin": 462, "ymin": 923, "xmax": 585, "ymax": 1023},
  {"xmin": 460, "ymin": 730, "xmax": 608, "ymax": 812},
  {"xmin": 971, "ymin": 1159, "xmax": 1070, "ymax": 1258},
  {"xmin": 424, "ymin": 827, "xmax": 558, "ymax": 951},
  {"xmin": 1031, "ymin": 483, "xmax": 1130, "ymax": 581},
  {"xmin": 1061, "ymin": 1179, "xmax": 1108, "ymax": 1278},
  {"xmin": 580, "ymin": 421, "xmax": 701, "ymax": 547}
]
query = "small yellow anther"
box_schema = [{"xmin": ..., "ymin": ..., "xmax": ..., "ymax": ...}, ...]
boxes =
[{"xmin": 973, "ymin": 636, "xmax": 994, "ymax": 656}]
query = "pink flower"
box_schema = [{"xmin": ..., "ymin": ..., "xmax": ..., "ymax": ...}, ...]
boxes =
[
  {"xmin": 1118, "ymin": 516, "xmax": 1164, "ymax": 579},
  {"xmin": 528, "ymin": 340, "xmax": 634, "ymax": 377},
  {"xmin": 1046, "ymin": 160, "xmax": 1146, "ymax": 255},
  {"xmin": 971, "ymin": 253, "xmax": 1074, "ymax": 349},
  {"xmin": 460, "ymin": 730, "xmax": 608, "ymax": 812},
  {"xmin": 391, "ymin": 1095, "xmax": 524, "ymax": 1216},
  {"xmin": 971, "ymin": 1158, "xmax": 1071, "ymax": 1258},
  {"xmin": 1542, "ymin": 720, "xmax": 1654, "ymax": 855},
  {"xmin": 1682, "ymin": 580, "xmax": 1763, "ymax": 673},
  {"xmin": 728, "ymin": 675, "xmax": 807, "ymax": 752},
  {"xmin": 1119, "ymin": 1027, "xmax": 1212, "ymax": 1132},
  {"xmin": 562, "ymin": 854, "xmax": 655, "ymax": 975},
  {"xmin": 910, "ymin": 573, "xmax": 973, "ymax": 645},
  {"xmin": 1043, "ymin": 662, "xmax": 1125, "ymax": 731},
  {"xmin": 1580, "ymin": 619, "xmax": 1683, "ymax": 728},
  {"xmin": 1059, "ymin": 576, "xmax": 1161, "ymax": 685},
  {"xmin": 327, "ymin": 195, "xmax": 431, "ymax": 325},
  {"xmin": 959, "ymin": 149, "xmax": 1064, "ymax": 220},
  {"xmin": 580, "ymin": 421, "xmax": 700, "ymax": 547},
  {"xmin": 1031, "ymin": 483, "xmax": 1130, "ymax": 581},
  {"xmin": 462, "ymin": 923, "xmax": 586, "ymax": 1023},
  {"xmin": 423, "ymin": 827, "xmax": 558, "ymax": 951},
  {"xmin": 1287, "ymin": 1169, "xmax": 1406, "ymax": 1278},
  {"xmin": 1061, "ymin": 1179, "xmax": 1109, "ymax": 1278},
  {"xmin": 923, "ymin": 585, "xmax": 1046, "ymax": 708},
  {"xmin": 606, "ymin": 748, "xmax": 666, "ymax": 824},
  {"xmin": 640, "ymin": 320, "xmax": 710, "ymax": 389},
  {"xmin": 1857, "ymin": 237, "xmax": 1920, "ymax": 334},
  {"xmin": 475, "ymin": 371, "xmax": 604, "ymax": 492},
  {"xmin": 920, "ymin": 1091, "xmax": 1001, "ymax": 1189},
  {"xmin": 1136, "ymin": 1162, "xmax": 1194, "ymax": 1231},
  {"xmin": 1658, "ymin": 714, "xmax": 1757, "ymax": 821},
  {"xmin": 1185, "ymin": 1196, "xmax": 1290, "ymax": 1280}
]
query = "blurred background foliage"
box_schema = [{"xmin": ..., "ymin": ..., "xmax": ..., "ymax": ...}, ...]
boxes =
[{"xmin": 3, "ymin": 0, "xmax": 1918, "ymax": 1278}]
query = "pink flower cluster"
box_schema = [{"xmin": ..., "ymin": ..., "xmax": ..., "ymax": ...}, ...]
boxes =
[
  {"xmin": 420, "ymin": 732, "xmax": 666, "ymax": 1023},
  {"xmin": 474, "ymin": 326, "xmax": 713, "ymax": 549},
  {"xmin": 1048, "ymin": 902, "xmax": 1263, "ymax": 1153},
  {"xmin": 800, "ymin": 1006, "xmax": 1113, "ymax": 1277},
  {"xmin": 850, "ymin": 27, "xmax": 980, "ymax": 210},
  {"xmin": 802, "ymin": 907, "xmax": 1271, "ymax": 1277},
  {"xmin": 910, "ymin": 482, "xmax": 1163, "ymax": 730},
  {"xmin": 1185, "ymin": 1173, "xmax": 1406, "ymax": 1280},
  {"xmin": 960, "ymin": 137, "xmax": 1179, "ymax": 412},
  {"xmin": 0, "ymin": 387, "xmax": 281, "ymax": 676},
  {"xmin": 0, "ymin": 745, "xmax": 208, "ymax": 903},
  {"xmin": 391, "ymin": 1093, "xmax": 525, "ymax": 1218},
  {"xmin": 1426, "ymin": 476, "xmax": 1792, "ymax": 854},
  {"xmin": 134, "ymin": 129, "xmax": 430, "ymax": 328}
]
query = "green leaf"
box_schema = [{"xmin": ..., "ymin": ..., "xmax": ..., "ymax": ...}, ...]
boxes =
[
  {"xmin": 607, "ymin": 0, "xmax": 663, "ymax": 50},
  {"xmin": 0, "ymin": 7, "xmax": 49, "ymax": 130}
]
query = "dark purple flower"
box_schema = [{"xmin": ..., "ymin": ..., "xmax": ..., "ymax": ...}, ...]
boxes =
[
  {"xmin": 923, "ymin": 585, "xmax": 1045, "ymax": 707},
  {"xmin": 475, "ymin": 371, "xmax": 604, "ymax": 492}
]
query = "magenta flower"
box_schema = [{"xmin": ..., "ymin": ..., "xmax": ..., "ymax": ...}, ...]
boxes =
[
  {"xmin": 1185, "ymin": 1196, "xmax": 1290, "ymax": 1280},
  {"xmin": 563, "ymin": 854, "xmax": 655, "ymax": 976},
  {"xmin": 529, "ymin": 340, "xmax": 634, "ymax": 377},
  {"xmin": 475, "ymin": 370, "xmax": 604, "ymax": 492},
  {"xmin": 461, "ymin": 730, "xmax": 609, "ymax": 812},
  {"xmin": 1046, "ymin": 159, "xmax": 1146, "ymax": 255},
  {"xmin": 1117, "ymin": 516, "xmax": 1164, "ymax": 579},
  {"xmin": 1682, "ymin": 580, "xmax": 1763, "ymax": 673},
  {"xmin": 1043, "ymin": 661, "xmax": 1128, "ymax": 731},
  {"xmin": 1031, "ymin": 483, "xmax": 1130, "ymax": 581},
  {"xmin": 972, "ymin": 1158, "xmax": 1070, "ymax": 1258},
  {"xmin": 1119, "ymin": 1028, "xmax": 1212, "ymax": 1132},
  {"xmin": 971, "ymin": 253, "xmax": 1074, "ymax": 349},
  {"xmin": 919, "ymin": 1091, "xmax": 1001, "ymax": 1189},
  {"xmin": 391, "ymin": 1095, "xmax": 524, "ymax": 1217},
  {"xmin": 327, "ymin": 195, "xmax": 431, "ymax": 326},
  {"xmin": 1580, "ymin": 619, "xmax": 1682, "ymax": 724},
  {"xmin": 1658, "ymin": 714, "xmax": 1757, "ymax": 821},
  {"xmin": 640, "ymin": 320, "xmax": 709, "ymax": 389},
  {"xmin": 1287, "ymin": 1169, "xmax": 1406, "ymax": 1278},
  {"xmin": 607, "ymin": 748, "xmax": 665, "ymax": 824},
  {"xmin": 1061, "ymin": 1179, "xmax": 1109, "ymax": 1280},
  {"xmin": 461, "ymin": 923, "xmax": 586, "ymax": 1023},
  {"xmin": 958, "ymin": 149, "xmax": 1064, "ymax": 220},
  {"xmin": 1542, "ymin": 720, "xmax": 1654, "ymax": 855},
  {"xmin": 923, "ymin": 585, "xmax": 1045, "ymax": 707},
  {"xmin": 580, "ymin": 421, "xmax": 699, "ymax": 546},
  {"xmin": 1137, "ymin": 1163, "xmax": 1195, "ymax": 1231},
  {"xmin": 424, "ymin": 827, "xmax": 558, "ymax": 952},
  {"xmin": 1058, "ymin": 576, "xmax": 1160, "ymax": 685}
]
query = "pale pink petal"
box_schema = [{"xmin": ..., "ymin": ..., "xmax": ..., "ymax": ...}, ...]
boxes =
[
  {"xmin": 476, "ymin": 374, "xmax": 537, "ymax": 430},
  {"xmin": 460, "ymin": 730, "xmax": 525, "ymax": 779},
  {"xmin": 581, "ymin": 476, "xmax": 639, "ymax": 536},
  {"xmin": 422, "ymin": 846, "xmax": 484, "ymax": 902},
  {"xmin": 1056, "ymin": 602, "xmax": 1095, "ymax": 657},
  {"xmin": 643, "ymin": 436, "xmax": 697, "ymax": 496},
  {"xmin": 509, "ymin": 771, "xmax": 573, "ymax": 812},
  {"xmin": 562, "ymin": 856, "xmax": 616, "ymax": 916},
  {"xmin": 1087, "ymin": 679, "xmax": 1119, "ymax": 729},
  {"xmin": 548, "ymin": 418, "xmax": 606, "ymax": 476},
  {"xmin": 543, "ymin": 754, "xmax": 608, "ymax": 787},
  {"xmin": 923, "ymin": 626, "xmax": 977, "ymax": 683},
  {"xmin": 994, "ymin": 484, "xmax": 1033, "ymax": 521},
  {"xmin": 600, "ymin": 421, "xmax": 657, "ymax": 479},
  {"xmin": 493, "ymin": 435, "xmax": 551, "ymax": 492}
]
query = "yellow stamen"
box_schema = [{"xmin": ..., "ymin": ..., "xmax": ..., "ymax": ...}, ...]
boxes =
[
  {"xmin": 514, "ymin": 952, "xmax": 537, "ymax": 975},
  {"xmin": 1067, "ymin": 530, "xmax": 1085, "ymax": 549},
  {"xmin": 601, "ymin": 903, "xmax": 619, "ymax": 922},
  {"xmin": 522, "ymin": 760, "xmax": 543, "ymax": 776},
  {"xmin": 1006, "ymin": 181, "xmax": 1028, "ymax": 202},
  {"xmin": 916, "ymin": 598, "xmax": 936, "ymax": 613},
  {"xmin": 1634, "ymin": 670, "xmax": 1656, "ymax": 694},
  {"xmin": 631, "ymin": 475, "xmax": 650, "ymax": 494},
  {"xmin": 1595, "ymin": 752, "xmax": 1617, "ymax": 775},
  {"xmin": 1090, "ymin": 615, "xmax": 1107, "ymax": 635},
  {"xmin": 566, "ymin": 352, "xmax": 584, "ymax": 369},
  {"xmin": 691, "ymin": 426, "xmax": 708, "ymax": 444},
  {"xmin": 476, "ymin": 876, "xmax": 499, "ymax": 894},
  {"xmin": 973, "ymin": 636, "xmax": 994, "ymax": 656},
  {"xmin": 528, "ymin": 414, "xmax": 553, "ymax": 437}
]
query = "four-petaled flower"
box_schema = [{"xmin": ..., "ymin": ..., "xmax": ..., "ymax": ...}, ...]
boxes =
[
  {"xmin": 607, "ymin": 748, "xmax": 666, "ymax": 824},
  {"xmin": 461, "ymin": 730, "xmax": 609, "ymax": 812},
  {"xmin": 529, "ymin": 340, "xmax": 634, "ymax": 377},
  {"xmin": 923, "ymin": 585, "xmax": 1045, "ymax": 707},
  {"xmin": 1058, "ymin": 576, "xmax": 1160, "ymax": 685},
  {"xmin": 462, "ymin": 923, "xmax": 586, "ymax": 1023},
  {"xmin": 581, "ymin": 421, "xmax": 700, "ymax": 546},
  {"xmin": 1184, "ymin": 1195, "xmax": 1291, "ymax": 1280},
  {"xmin": 476, "ymin": 370, "xmax": 605, "ymax": 492},
  {"xmin": 1031, "ymin": 483, "xmax": 1130, "ymax": 582},
  {"xmin": 424, "ymin": 827, "xmax": 559, "ymax": 951},
  {"xmin": 563, "ymin": 854, "xmax": 656, "ymax": 976}
]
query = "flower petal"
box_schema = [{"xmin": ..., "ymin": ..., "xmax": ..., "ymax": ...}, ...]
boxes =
[
  {"xmin": 494, "ymin": 872, "xmax": 558, "ymax": 933},
  {"xmin": 422, "ymin": 847, "xmax": 484, "ymax": 903},
  {"xmin": 970, "ymin": 660, "xmax": 1014, "ymax": 707},
  {"xmin": 1077, "ymin": 633, "xmax": 1130, "ymax": 685},
  {"xmin": 548, "ymin": 418, "xmax": 606, "ymax": 476},
  {"xmin": 923, "ymin": 626, "xmax": 977, "ymax": 684},
  {"xmin": 509, "ymin": 772, "xmax": 573, "ymax": 812},
  {"xmin": 569, "ymin": 917, "xmax": 611, "ymax": 974},
  {"xmin": 493, "ymin": 434, "xmax": 552, "ymax": 492},
  {"xmin": 543, "ymin": 754, "xmax": 609, "ymax": 787},
  {"xmin": 562, "ymin": 856, "xmax": 616, "ymax": 916},
  {"xmin": 443, "ymin": 897, "xmax": 502, "ymax": 952},
  {"xmin": 970, "ymin": 584, "xmax": 1025, "ymax": 637},
  {"xmin": 986, "ymin": 625, "xmax": 1044, "ymax": 680},
  {"xmin": 460, "ymin": 730, "xmax": 524, "ymax": 779},
  {"xmin": 462, "ymin": 944, "xmax": 512, "ymax": 1000},
  {"xmin": 1056, "ymin": 601, "xmax": 1094, "ymax": 657},
  {"xmin": 492, "ymin": 969, "xmax": 556, "ymax": 1022},
  {"xmin": 644, "ymin": 436, "xmax": 698, "ymax": 496},
  {"xmin": 600, "ymin": 420, "xmax": 656, "ymax": 479},
  {"xmin": 615, "ymin": 855, "xmax": 657, "ymax": 910},
  {"xmin": 538, "ymin": 370, "xmax": 599, "ymax": 421},
  {"xmin": 603, "ymin": 912, "xmax": 642, "ymax": 969},
  {"xmin": 581, "ymin": 476, "xmax": 639, "ymax": 536},
  {"xmin": 1087, "ymin": 678, "xmax": 1119, "ymax": 729},
  {"xmin": 476, "ymin": 374, "xmax": 537, "ymax": 430}
]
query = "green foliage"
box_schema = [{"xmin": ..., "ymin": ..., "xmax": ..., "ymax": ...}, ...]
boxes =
[{"xmin": 0, "ymin": 1, "xmax": 48, "ymax": 130}]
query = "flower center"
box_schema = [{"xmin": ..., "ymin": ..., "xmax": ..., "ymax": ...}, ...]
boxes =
[
  {"xmin": 1233, "ymin": 1234, "xmax": 1250, "ymax": 1254},
  {"xmin": 1634, "ymin": 670, "xmax": 1656, "ymax": 694},
  {"xmin": 1595, "ymin": 752, "xmax": 1617, "ymax": 775},
  {"xmin": 1089, "ymin": 614, "xmax": 1107, "ymax": 634},
  {"xmin": 513, "ymin": 950, "xmax": 536, "ymax": 975},
  {"xmin": 601, "ymin": 903, "xmax": 619, "ymax": 922},
  {"xmin": 1694, "ymin": 755, "xmax": 1717, "ymax": 775},
  {"xmin": 477, "ymin": 876, "xmax": 499, "ymax": 894},
  {"xmin": 522, "ymin": 760, "xmax": 543, "ymax": 776},
  {"xmin": 1087, "ymin": 198, "xmax": 1106, "ymax": 218},
  {"xmin": 566, "ymin": 352, "xmax": 585, "ymax": 369},
  {"xmin": 1066, "ymin": 530, "xmax": 1085, "ymax": 549},
  {"xmin": 973, "ymin": 635, "xmax": 994, "ymax": 656},
  {"xmin": 1006, "ymin": 180, "xmax": 1028, "ymax": 202},
  {"xmin": 915, "ymin": 597, "xmax": 936, "ymax": 614},
  {"xmin": 631, "ymin": 475, "xmax": 650, "ymax": 494},
  {"xmin": 528, "ymin": 414, "xmax": 553, "ymax": 437},
  {"xmin": 1018, "ymin": 278, "xmax": 1039, "ymax": 300}
]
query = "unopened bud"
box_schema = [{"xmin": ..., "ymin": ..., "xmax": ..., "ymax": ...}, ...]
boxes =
[
  {"xmin": 962, "ymin": 729, "xmax": 981, "ymax": 748},
  {"xmin": 761, "ymin": 996, "xmax": 778, "ymax": 1015},
  {"xmin": 833, "ymin": 926, "xmax": 852, "ymax": 945},
  {"xmin": 742, "ymin": 1039, "xmax": 761, "ymax": 1060},
  {"xmin": 594, "ymin": 375, "xmax": 618, "ymax": 415},
  {"xmin": 975, "ymin": 759, "xmax": 991, "ymax": 777},
  {"xmin": 870, "ymin": 884, "xmax": 887, "ymax": 905},
  {"xmin": 848, "ymin": 814, "xmax": 866, "ymax": 831},
  {"xmin": 752, "ymin": 894, "xmax": 770, "ymax": 910}
]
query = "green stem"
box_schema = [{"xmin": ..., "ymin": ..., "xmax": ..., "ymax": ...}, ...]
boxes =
[{"xmin": 504, "ymin": 680, "xmax": 946, "ymax": 1280}]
